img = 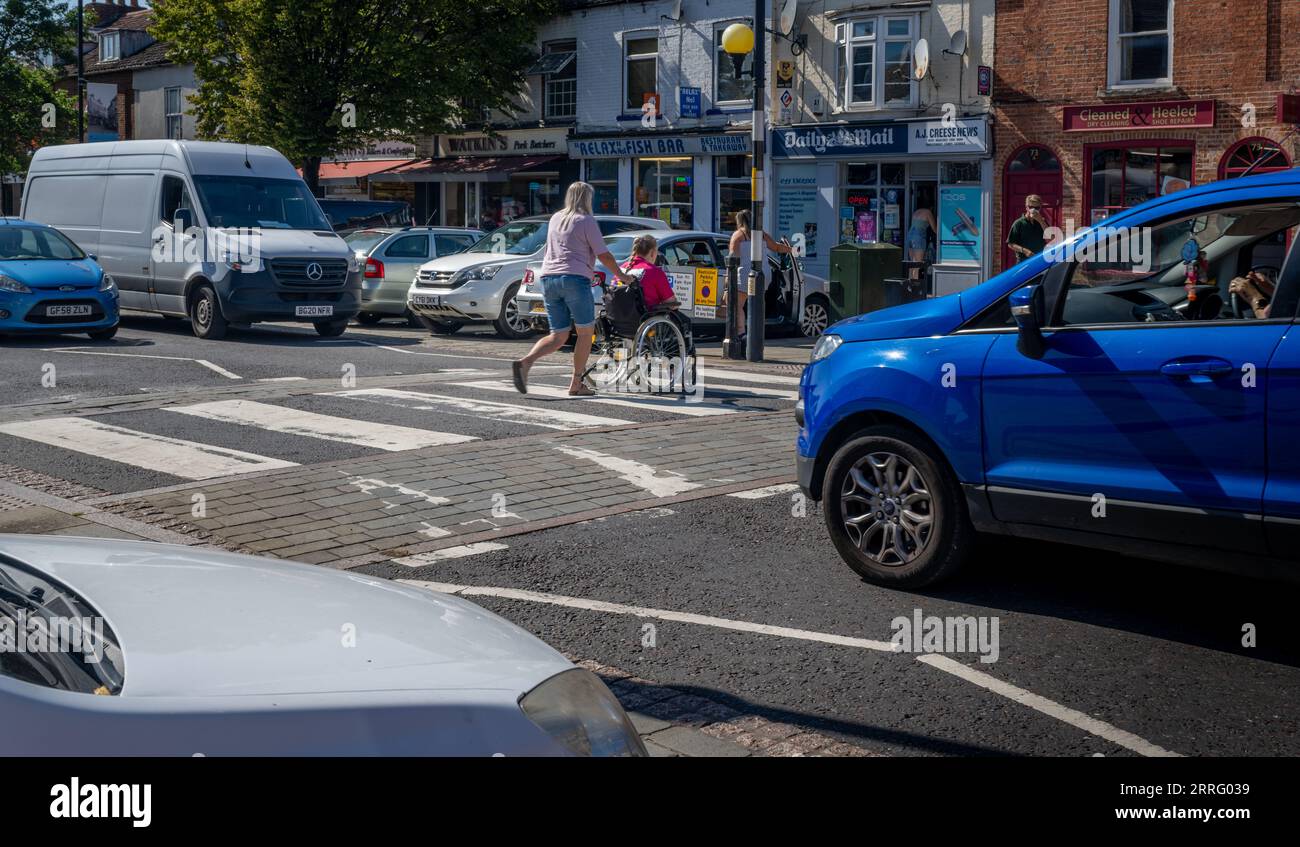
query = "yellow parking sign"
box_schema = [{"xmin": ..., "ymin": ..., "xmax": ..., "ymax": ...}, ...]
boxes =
[{"xmin": 694, "ymin": 267, "xmax": 718, "ymax": 319}]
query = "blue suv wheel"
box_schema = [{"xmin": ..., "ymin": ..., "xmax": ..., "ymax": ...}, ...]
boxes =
[{"xmin": 822, "ymin": 426, "xmax": 973, "ymax": 588}]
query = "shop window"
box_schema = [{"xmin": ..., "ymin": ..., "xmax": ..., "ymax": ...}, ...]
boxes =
[
  {"xmin": 715, "ymin": 21, "xmax": 754, "ymax": 105},
  {"xmin": 1219, "ymin": 137, "xmax": 1291, "ymax": 179},
  {"xmin": 841, "ymin": 162, "xmax": 904, "ymax": 248},
  {"xmin": 587, "ymin": 159, "xmax": 619, "ymax": 215},
  {"xmin": 1108, "ymin": 0, "xmax": 1172, "ymax": 87},
  {"xmin": 715, "ymin": 155, "xmax": 752, "ymax": 232},
  {"xmin": 541, "ymin": 41, "xmax": 577, "ymax": 121},
  {"xmin": 834, "ymin": 15, "xmax": 917, "ymax": 110},
  {"xmin": 1088, "ymin": 143, "xmax": 1192, "ymax": 223},
  {"xmin": 624, "ymin": 34, "xmax": 658, "ymax": 112},
  {"xmin": 636, "ymin": 158, "xmax": 692, "ymax": 229}
]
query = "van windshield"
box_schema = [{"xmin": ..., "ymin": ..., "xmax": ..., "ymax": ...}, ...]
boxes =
[{"xmin": 192, "ymin": 176, "xmax": 331, "ymax": 230}]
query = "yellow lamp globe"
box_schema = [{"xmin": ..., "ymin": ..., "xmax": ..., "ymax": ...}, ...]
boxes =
[{"xmin": 721, "ymin": 22, "xmax": 755, "ymax": 56}]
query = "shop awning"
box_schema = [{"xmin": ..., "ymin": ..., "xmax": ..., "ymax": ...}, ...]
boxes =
[
  {"xmin": 370, "ymin": 155, "xmax": 563, "ymax": 181},
  {"xmin": 314, "ymin": 158, "xmax": 419, "ymax": 181}
]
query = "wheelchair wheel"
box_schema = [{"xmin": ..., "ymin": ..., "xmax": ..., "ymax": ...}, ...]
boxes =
[
  {"xmin": 584, "ymin": 321, "xmax": 632, "ymax": 389},
  {"xmin": 635, "ymin": 315, "xmax": 694, "ymax": 394}
]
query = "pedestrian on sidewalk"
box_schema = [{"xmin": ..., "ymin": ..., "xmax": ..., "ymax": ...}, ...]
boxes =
[
  {"xmin": 513, "ymin": 182, "xmax": 632, "ymax": 396},
  {"xmin": 727, "ymin": 209, "xmax": 792, "ymax": 324},
  {"xmin": 1006, "ymin": 195, "xmax": 1047, "ymax": 264}
]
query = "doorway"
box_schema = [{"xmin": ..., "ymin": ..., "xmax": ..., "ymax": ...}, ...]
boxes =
[
  {"xmin": 1002, "ymin": 144, "xmax": 1062, "ymax": 271},
  {"xmin": 909, "ymin": 179, "xmax": 937, "ymax": 265}
]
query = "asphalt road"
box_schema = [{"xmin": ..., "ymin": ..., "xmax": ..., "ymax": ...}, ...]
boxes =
[{"xmin": 2, "ymin": 313, "xmax": 1297, "ymax": 757}]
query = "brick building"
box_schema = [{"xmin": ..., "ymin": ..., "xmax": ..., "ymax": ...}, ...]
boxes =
[{"xmin": 992, "ymin": 0, "xmax": 1300, "ymax": 272}]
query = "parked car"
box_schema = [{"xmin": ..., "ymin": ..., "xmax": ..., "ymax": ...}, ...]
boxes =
[
  {"xmin": 318, "ymin": 198, "xmax": 413, "ymax": 236},
  {"xmin": 345, "ymin": 226, "xmax": 484, "ymax": 325},
  {"xmin": 798, "ymin": 169, "xmax": 1300, "ymax": 589},
  {"xmin": 0, "ymin": 218, "xmax": 119, "ymax": 340},
  {"xmin": 515, "ymin": 229, "xmax": 832, "ymax": 339},
  {"xmin": 22, "ymin": 140, "xmax": 361, "ymax": 340},
  {"xmin": 0, "ymin": 535, "xmax": 645, "ymax": 756},
  {"xmin": 406, "ymin": 214, "xmax": 670, "ymax": 338}
]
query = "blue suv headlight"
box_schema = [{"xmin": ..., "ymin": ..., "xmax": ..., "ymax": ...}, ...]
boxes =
[
  {"xmin": 810, "ymin": 333, "xmax": 843, "ymax": 363},
  {"xmin": 0, "ymin": 274, "xmax": 32, "ymax": 294}
]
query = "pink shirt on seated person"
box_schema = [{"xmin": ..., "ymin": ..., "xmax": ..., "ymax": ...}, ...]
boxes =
[{"xmin": 622, "ymin": 256, "xmax": 675, "ymax": 308}]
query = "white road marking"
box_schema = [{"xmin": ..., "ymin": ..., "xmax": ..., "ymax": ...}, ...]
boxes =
[
  {"xmin": 398, "ymin": 579, "xmax": 1179, "ymax": 757},
  {"xmin": 394, "ymin": 543, "xmax": 509, "ymax": 567},
  {"xmin": 330, "ymin": 388, "xmax": 631, "ymax": 430},
  {"xmin": 258, "ymin": 376, "xmax": 308, "ymax": 383},
  {"xmin": 551, "ymin": 444, "xmax": 700, "ymax": 497},
  {"xmin": 344, "ymin": 475, "xmax": 450, "ymax": 506},
  {"xmin": 165, "ymin": 400, "xmax": 477, "ymax": 451},
  {"xmin": 402, "ymin": 581, "xmax": 898, "ymax": 650},
  {"xmin": 728, "ymin": 483, "xmax": 801, "ymax": 500},
  {"xmin": 44, "ymin": 348, "xmax": 242, "ymax": 379},
  {"xmin": 0, "ymin": 417, "xmax": 295, "ymax": 479},
  {"xmin": 917, "ymin": 655, "xmax": 1181, "ymax": 757},
  {"xmin": 451, "ymin": 379, "xmax": 737, "ymax": 417}
]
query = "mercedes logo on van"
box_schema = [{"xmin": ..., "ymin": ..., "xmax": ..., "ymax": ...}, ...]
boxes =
[{"xmin": 305, "ymin": 262, "xmax": 324, "ymax": 281}]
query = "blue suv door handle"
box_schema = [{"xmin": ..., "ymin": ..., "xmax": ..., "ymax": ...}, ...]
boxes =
[{"xmin": 1160, "ymin": 357, "xmax": 1234, "ymax": 382}]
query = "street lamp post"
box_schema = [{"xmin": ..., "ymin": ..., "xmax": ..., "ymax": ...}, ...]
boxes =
[
  {"xmin": 76, "ymin": 0, "xmax": 85, "ymax": 143},
  {"xmin": 722, "ymin": 3, "xmax": 767, "ymax": 362}
]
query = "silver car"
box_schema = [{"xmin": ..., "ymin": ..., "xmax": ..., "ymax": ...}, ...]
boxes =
[
  {"xmin": 406, "ymin": 214, "xmax": 669, "ymax": 338},
  {"xmin": 0, "ymin": 535, "xmax": 645, "ymax": 756},
  {"xmin": 516, "ymin": 230, "xmax": 833, "ymax": 339},
  {"xmin": 345, "ymin": 226, "xmax": 484, "ymax": 325}
]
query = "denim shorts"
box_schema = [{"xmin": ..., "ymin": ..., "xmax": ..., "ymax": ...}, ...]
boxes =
[{"xmin": 540, "ymin": 273, "xmax": 596, "ymax": 332}]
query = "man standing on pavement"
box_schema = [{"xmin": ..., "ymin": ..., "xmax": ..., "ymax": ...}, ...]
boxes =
[{"xmin": 1006, "ymin": 195, "xmax": 1047, "ymax": 264}]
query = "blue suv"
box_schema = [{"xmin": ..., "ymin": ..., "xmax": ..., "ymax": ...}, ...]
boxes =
[
  {"xmin": 0, "ymin": 219, "xmax": 119, "ymax": 340},
  {"xmin": 798, "ymin": 169, "xmax": 1300, "ymax": 588}
]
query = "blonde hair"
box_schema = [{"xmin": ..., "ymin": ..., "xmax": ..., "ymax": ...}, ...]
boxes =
[
  {"xmin": 558, "ymin": 181, "xmax": 595, "ymax": 227},
  {"xmin": 631, "ymin": 234, "xmax": 659, "ymax": 258}
]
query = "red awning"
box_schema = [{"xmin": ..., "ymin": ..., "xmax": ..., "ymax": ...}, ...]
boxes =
[
  {"xmin": 314, "ymin": 159, "xmax": 418, "ymax": 181},
  {"xmin": 372, "ymin": 155, "xmax": 563, "ymax": 179}
]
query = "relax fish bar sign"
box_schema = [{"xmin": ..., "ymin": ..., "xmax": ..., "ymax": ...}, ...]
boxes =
[{"xmin": 1063, "ymin": 99, "xmax": 1216, "ymax": 132}]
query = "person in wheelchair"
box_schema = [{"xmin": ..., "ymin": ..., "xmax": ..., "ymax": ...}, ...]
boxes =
[{"xmin": 619, "ymin": 235, "xmax": 680, "ymax": 312}]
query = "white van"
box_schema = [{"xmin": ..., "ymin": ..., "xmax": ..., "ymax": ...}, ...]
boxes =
[{"xmin": 22, "ymin": 141, "xmax": 361, "ymax": 339}]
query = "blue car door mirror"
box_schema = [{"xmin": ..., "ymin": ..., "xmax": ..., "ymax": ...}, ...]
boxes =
[{"xmin": 1010, "ymin": 284, "xmax": 1047, "ymax": 359}]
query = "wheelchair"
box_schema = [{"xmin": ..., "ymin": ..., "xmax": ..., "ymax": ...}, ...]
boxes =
[{"xmin": 583, "ymin": 277, "xmax": 698, "ymax": 396}]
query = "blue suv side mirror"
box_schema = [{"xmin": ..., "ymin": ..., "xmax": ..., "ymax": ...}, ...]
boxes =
[{"xmin": 1010, "ymin": 284, "xmax": 1047, "ymax": 359}]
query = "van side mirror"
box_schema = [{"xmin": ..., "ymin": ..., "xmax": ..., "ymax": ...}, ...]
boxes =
[
  {"xmin": 1010, "ymin": 284, "xmax": 1047, "ymax": 359},
  {"xmin": 174, "ymin": 208, "xmax": 194, "ymax": 232}
]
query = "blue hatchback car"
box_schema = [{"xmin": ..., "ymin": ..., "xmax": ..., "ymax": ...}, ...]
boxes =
[
  {"xmin": 799, "ymin": 169, "xmax": 1300, "ymax": 588},
  {"xmin": 0, "ymin": 218, "xmax": 119, "ymax": 340}
]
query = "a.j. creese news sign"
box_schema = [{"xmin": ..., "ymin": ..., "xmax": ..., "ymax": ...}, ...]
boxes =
[{"xmin": 771, "ymin": 118, "xmax": 988, "ymax": 158}]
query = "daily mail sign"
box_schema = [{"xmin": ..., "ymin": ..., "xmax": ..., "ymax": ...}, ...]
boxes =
[
  {"xmin": 568, "ymin": 133, "xmax": 750, "ymax": 158},
  {"xmin": 772, "ymin": 117, "xmax": 987, "ymax": 158}
]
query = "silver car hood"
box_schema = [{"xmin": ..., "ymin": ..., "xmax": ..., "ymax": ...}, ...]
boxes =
[
  {"xmin": 415, "ymin": 250, "xmax": 539, "ymax": 273},
  {"xmin": 0, "ymin": 535, "xmax": 570, "ymax": 699}
]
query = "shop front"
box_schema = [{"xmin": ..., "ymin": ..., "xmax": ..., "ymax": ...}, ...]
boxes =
[
  {"xmin": 367, "ymin": 128, "xmax": 577, "ymax": 229},
  {"xmin": 567, "ymin": 131, "xmax": 753, "ymax": 231},
  {"xmin": 771, "ymin": 116, "xmax": 991, "ymax": 295}
]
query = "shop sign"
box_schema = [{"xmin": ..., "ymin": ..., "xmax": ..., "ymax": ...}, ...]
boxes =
[
  {"xmin": 776, "ymin": 61, "xmax": 795, "ymax": 89},
  {"xmin": 907, "ymin": 119, "xmax": 987, "ymax": 154},
  {"xmin": 775, "ymin": 164, "xmax": 818, "ymax": 258},
  {"xmin": 679, "ymin": 87, "xmax": 702, "ymax": 119},
  {"xmin": 1062, "ymin": 99, "xmax": 1216, "ymax": 132},
  {"xmin": 333, "ymin": 140, "xmax": 420, "ymax": 162},
  {"xmin": 773, "ymin": 124, "xmax": 906, "ymax": 158},
  {"xmin": 568, "ymin": 133, "xmax": 750, "ymax": 158},
  {"xmin": 439, "ymin": 128, "xmax": 568, "ymax": 157}
]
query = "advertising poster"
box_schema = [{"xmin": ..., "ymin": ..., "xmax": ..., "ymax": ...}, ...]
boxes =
[
  {"xmin": 856, "ymin": 210, "xmax": 876, "ymax": 243},
  {"xmin": 669, "ymin": 272, "xmax": 694, "ymax": 309},
  {"xmin": 694, "ymin": 267, "xmax": 718, "ymax": 319},
  {"xmin": 939, "ymin": 186, "xmax": 982, "ymax": 264},
  {"xmin": 87, "ymin": 82, "xmax": 119, "ymax": 142},
  {"xmin": 839, "ymin": 206, "xmax": 854, "ymax": 244},
  {"xmin": 775, "ymin": 165, "xmax": 818, "ymax": 258}
]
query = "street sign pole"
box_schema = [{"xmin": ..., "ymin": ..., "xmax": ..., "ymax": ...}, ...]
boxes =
[
  {"xmin": 76, "ymin": 0, "xmax": 85, "ymax": 143},
  {"xmin": 746, "ymin": 0, "xmax": 766, "ymax": 362}
]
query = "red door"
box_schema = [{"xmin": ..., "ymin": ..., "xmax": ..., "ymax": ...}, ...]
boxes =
[{"xmin": 1002, "ymin": 145, "xmax": 1063, "ymax": 271}]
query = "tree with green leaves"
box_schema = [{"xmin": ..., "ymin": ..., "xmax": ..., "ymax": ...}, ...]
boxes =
[
  {"xmin": 0, "ymin": 0, "xmax": 81, "ymax": 176},
  {"xmin": 152, "ymin": 0, "xmax": 556, "ymax": 192}
]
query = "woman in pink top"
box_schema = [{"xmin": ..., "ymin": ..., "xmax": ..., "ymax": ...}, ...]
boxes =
[
  {"xmin": 513, "ymin": 182, "xmax": 631, "ymax": 396},
  {"xmin": 620, "ymin": 235, "xmax": 679, "ymax": 310}
]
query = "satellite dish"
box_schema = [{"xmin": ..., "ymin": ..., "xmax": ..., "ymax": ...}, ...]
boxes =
[
  {"xmin": 913, "ymin": 38, "xmax": 930, "ymax": 80},
  {"xmin": 945, "ymin": 30, "xmax": 969, "ymax": 57},
  {"xmin": 778, "ymin": 0, "xmax": 798, "ymax": 37},
  {"xmin": 669, "ymin": 0, "xmax": 683, "ymax": 21}
]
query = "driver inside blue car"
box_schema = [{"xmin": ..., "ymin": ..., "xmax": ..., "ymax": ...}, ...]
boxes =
[{"xmin": 1229, "ymin": 270, "xmax": 1275, "ymax": 319}]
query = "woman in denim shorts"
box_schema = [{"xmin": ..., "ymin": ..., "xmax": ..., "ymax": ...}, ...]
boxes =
[{"xmin": 513, "ymin": 182, "xmax": 632, "ymax": 396}]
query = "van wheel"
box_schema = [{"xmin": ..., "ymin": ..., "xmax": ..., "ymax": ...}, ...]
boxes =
[
  {"xmin": 822, "ymin": 426, "xmax": 972, "ymax": 589},
  {"xmin": 355, "ymin": 312, "xmax": 383, "ymax": 325},
  {"xmin": 189, "ymin": 284, "xmax": 228, "ymax": 340},
  {"xmin": 493, "ymin": 283, "xmax": 532, "ymax": 339},
  {"xmin": 314, "ymin": 319, "xmax": 348, "ymax": 338},
  {"xmin": 88, "ymin": 325, "xmax": 118, "ymax": 341}
]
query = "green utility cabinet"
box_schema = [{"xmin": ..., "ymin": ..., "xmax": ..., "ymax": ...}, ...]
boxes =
[{"xmin": 828, "ymin": 242, "xmax": 903, "ymax": 322}]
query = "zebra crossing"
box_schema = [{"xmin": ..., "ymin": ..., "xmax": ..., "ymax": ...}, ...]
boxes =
[{"xmin": 0, "ymin": 366, "xmax": 800, "ymax": 489}]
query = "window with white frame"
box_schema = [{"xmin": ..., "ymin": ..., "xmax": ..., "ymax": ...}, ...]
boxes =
[
  {"xmin": 834, "ymin": 15, "xmax": 917, "ymax": 110},
  {"xmin": 1108, "ymin": 0, "xmax": 1173, "ymax": 86},
  {"xmin": 99, "ymin": 32, "xmax": 120, "ymax": 62},
  {"xmin": 624, "ymin": 33, "xmax": 658, "ymax": 112},
  {"xmin": 714, "ymin": 21, "xmax": 754, "ymax": 104},
  {"xmin": 165, "ymin": 87, "xmax": 183, "ymax": 140},
  {"xmin": 541, "ymin": 40, "xmax": 576, "ymax": 121}
]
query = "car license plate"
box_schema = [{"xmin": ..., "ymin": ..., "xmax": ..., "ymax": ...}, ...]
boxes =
[
  {"xmin": 529, "ymin": 301, "xmax": 547, "ymax": 314},
  {"xmin": 410, "ymin": 293, "xmax": 441, "ymax": 307},
  {"xmin": 295, "ymin": 305, "xmax": 333, "ymax": 317},
  {"xmin": 46, "ymin": 304, "xmax": 93, "ymax": 317}
]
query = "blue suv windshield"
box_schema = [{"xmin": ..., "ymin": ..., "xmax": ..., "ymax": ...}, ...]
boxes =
[
  {"xmin": 193, "ymin": 176, "xmax": 331, "ymax": 230},
  {"xmin": 0, "ymin": 225, "xmax": 86, "ymax": 261}
]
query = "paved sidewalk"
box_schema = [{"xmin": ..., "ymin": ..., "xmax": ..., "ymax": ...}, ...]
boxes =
[{"xmin": 88, "ymin": 411, "xmax": 796, "ymax": 569}]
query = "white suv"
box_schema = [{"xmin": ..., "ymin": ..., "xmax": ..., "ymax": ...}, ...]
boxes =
[{"xmin": 406, "ymin": 214, "xmax": 669, "ymax": 338}]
